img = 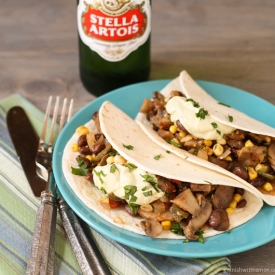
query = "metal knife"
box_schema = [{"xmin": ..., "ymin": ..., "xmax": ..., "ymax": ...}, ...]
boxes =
[
  {"xmin": 6, "ymin": 106, "xmax": 46, "ymax": 196},
  {"xmin": 7, "ymin": 106, "xmax": 111, "ymax": 275}
]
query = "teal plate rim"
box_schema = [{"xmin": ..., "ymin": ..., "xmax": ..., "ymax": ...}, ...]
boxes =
[{"xmin": 53, "ymin": 79, "xmax": 275, "ymax": 258}]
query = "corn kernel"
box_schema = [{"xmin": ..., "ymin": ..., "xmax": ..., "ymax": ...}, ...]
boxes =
[
  {"xmin": 217, "ymin": 138, "xmax": 226, "ymax": 145},
  {"xmin": 207, "ymin": 148, "xmax": 214, "ymax": 156},
  {"xmin": 71, "ymin": 143, "xmax": 79, "ymax": 152},
  {"xmin": 255, "ymin": 164, "xmax": 268, "ymax": 173},
  {"xmin": 204, "ymin": 140, "xmax": 213, "ymax": 147},
  {"xmin": 229, "ymin": 200, "xmax": 237, "ymax": 209},
  {"xmin": 263, "ymin": 182, "xmax": 273, "ymax": 192},
  {"xmin": 114, "ymin": 155, "xmax": 127, "ymax": 165},
  {"xmin": 248, "ymin": 167, "xmax": 258, "ymax": 180},
  {"xmin": 106, "ymin": 156, "xmax": 115, "ymax": 164},
  {"xmin": 225, "ymin": 156, "xmax": 232, "ymax": 161},
  {"xmin": 226, "ymin": 207, "xmax": 234, "ymax": 215},
  {"xmin": 213, "ymin": 144, "xmax": 224, "ymax": 156},
  {"xmin": 76, "ymin": 126, "xmax": 89, "ymax": 136},
  {"xmin": 86, "ymin": 155, "xmax": 93, "ymax": 161},
  {"xmin": 169, "ymin": 125, "xmax": 178, "ymax": 134},
  {"xmin": 233, "ymin": 193, "xmax": 242, "ymax": 203},
  {"xmin": 245, "ymin": 140, "xmax": 254, "ymax": 148},
  {"xmin": 161, "ymin": 221, "xmax": 171, "ymax": 230},
  {"xmin": 179, "ymin": 131, "xmax": 187, "ymax": 138}
]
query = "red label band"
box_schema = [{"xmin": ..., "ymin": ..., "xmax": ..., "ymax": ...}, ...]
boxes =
[{"xmin": 82, "ymin": 6, "xmax": 147, "ymax": 41}]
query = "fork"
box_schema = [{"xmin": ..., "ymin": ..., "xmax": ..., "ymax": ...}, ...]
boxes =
[{"xmin": 26, "ymin": 96, "xmax": 73, "ymax": 275}]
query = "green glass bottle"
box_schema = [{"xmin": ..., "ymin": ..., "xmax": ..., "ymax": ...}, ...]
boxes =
[{"xmin": 77, "ymin": 0, "xmax": 151, "ymax": 97}]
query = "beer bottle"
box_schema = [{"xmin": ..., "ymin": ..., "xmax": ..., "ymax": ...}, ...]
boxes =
[{"xmin": 77, "ymin": 0, "xmax": 151, "ymax": 97}]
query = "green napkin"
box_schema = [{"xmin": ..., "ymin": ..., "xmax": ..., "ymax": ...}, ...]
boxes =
[{"xmin": 0, "ymin": 93, "xmax": 231, "ymax": 275}]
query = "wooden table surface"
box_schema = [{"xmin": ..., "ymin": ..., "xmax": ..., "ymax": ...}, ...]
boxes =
[{"xmin": 1, "ymin": 0, "xmax": 275, "ymax": 274}]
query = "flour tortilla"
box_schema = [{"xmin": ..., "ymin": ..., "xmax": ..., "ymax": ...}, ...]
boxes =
[
  {"xmin": 62, "ymin": 101, "xmax": 263, "ymax": 239},
  {"xmin": 135, "ymin": 70, "xmax": 275, "ymax": 205}
]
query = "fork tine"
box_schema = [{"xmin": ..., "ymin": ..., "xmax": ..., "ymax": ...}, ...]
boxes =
[
  {"xmin": 39, "ymin": 96, "xmax": 52, "ymax": 152},
  {"xmin": 48, "ymin": 97, "xmax": 60, "ymax": 152},
  {"xmin": 58, "ymin": 98, "xmax": 67, "ymax": 134}
]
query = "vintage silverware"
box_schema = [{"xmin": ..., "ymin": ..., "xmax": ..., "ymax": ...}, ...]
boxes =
[
  {"xmin": 7, "ymin": 101, "xmax": 112, "ymax": 275},
  {"xmin": 26, "ymin": 96, "xmax": 73, "ymax": 275}
]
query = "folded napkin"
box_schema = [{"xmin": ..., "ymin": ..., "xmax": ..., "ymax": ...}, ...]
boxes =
[{"xmin": 0, "ymin": 94, "xmax": 231, "ymax": 275}]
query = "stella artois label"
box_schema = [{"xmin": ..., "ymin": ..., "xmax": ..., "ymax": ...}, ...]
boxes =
[{"xmin": 77, "ymin": 0, "xmax": 151, "ymax": 62}]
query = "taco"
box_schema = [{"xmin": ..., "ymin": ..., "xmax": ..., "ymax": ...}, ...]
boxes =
[
  {"xmin": 62, "ymin": 101, "xmax": 262, "ymax": 241},
  {"xmin": 136, "ymin": 70, "xmax": 275, "ymax": 205}
]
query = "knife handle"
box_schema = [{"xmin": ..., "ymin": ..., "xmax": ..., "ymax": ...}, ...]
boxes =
[
  {"xmin": 26, "ymin": 189, "xmax": 57, "ymax": 275},
  {"xmin": 57, "ymin": 198, "xmax": 112, "ymax": 275}
]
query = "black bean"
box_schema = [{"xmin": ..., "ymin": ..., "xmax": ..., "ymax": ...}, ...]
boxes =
[
  {"xmin": 232, "ymin": 166, "xmax": 249, "ymax": 181},
  {"xmin": 94, "ymin": 133, "xmax": 103, "ymax": 141},
  {"xmin": 208, "ymin": 209, "xmax": 221, "ymax": 228},
  {"xmin": 125, "ymin": 204, "xmax": 137, "ymax": 216},
  {"xmin": 84, "ymin": 173, "xmax": 94, "ymax": 182},
  {"xmin": 235, "ymin": 187, "xmax": 245, "ymax": 196},
  {"xmin": 91, "ymin": 143, "xmax": 106, "ymax": 154},
  {"xmin": 237, "ymin": 199, "xmax": 247, "ymax": 208},
  {"xmin": 250, "ymin": 177, "xmax": 266, "ymax": 187},
  {"xmin": 79, "ymin": 146, "xmax": 91, "ymax": 155},
  {"xmin": 78, "ymin": 135, "xmax": 87, "ymax": 147}
]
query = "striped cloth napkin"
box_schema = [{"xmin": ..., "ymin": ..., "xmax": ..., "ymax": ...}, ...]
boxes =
[{"xmin": 0, "ymin": 94, "xmax": 231, "ymax": 275}]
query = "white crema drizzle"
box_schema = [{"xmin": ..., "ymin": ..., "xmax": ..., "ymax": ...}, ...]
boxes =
[{"xmin": 166, "ymin": 96, "xmax": 235, "ymax": 140}]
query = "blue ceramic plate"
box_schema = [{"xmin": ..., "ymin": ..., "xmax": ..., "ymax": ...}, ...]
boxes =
[{"xmin": 53, "ymin": 80, "xmax": 275, "ymax": 258}]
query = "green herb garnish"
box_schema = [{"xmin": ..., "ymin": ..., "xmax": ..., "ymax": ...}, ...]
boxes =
[
  {"xmin": 108, "ymin": 151, "xmax": 118, "ymax": 156},
  {"xmin": 125, "ymin": 163, "xmax": 137, "ymax": 170},
  {"xmin": 141, "ymin": 174, "xmax": 160, "ymax": 192},
  {"xmin": 216, "ymin": 129, "xmax": 221, "ymax": 135},
  {"xmin": 143, "ymin": 191, "xmax": 153, "ymax": 197},
  {"xmin": 93, "ymin": 169, "xmax": 106, "ymax": 184},
  {"xmin": 170, "ymin": 222, "xmax": 184, "ymax": 236},
  {"xmin": 204, "ymin": 180, "xmax": 213, "ymax": 185},
  {"xmin": 166, "ymin": 150, "xmax": 171, "ymax": 154},
  {"xmin": 196, "ymin": 229, "xmax": 205, "ymax": 244},
  {"xmin": 124, "ymin": 185, "xmax": 137, "ymax": 200},
  {"xmin": 196, "ymin": 108, "xmax": 209, "ymax": 119},
  {"xmin": 154, "ymin": 154, "xmax": 161, "ymax": 160},
  {"xmin": 186, "ymin": 98, "xmax": 200, "ymax": 108},
  {"xmin": 129, "ymin": 203, "xmax": 139, "ymax": 214},
  {"xmin": 100, "ymin": 187, "xmax": 107, "ymax": 194},
  {"xmin": 166, "ymin": 139, "xmax": 182, "ymax": 148},
  {"xmin": 110, "ymin": 164, "xmax": 117, "ymax": 173},
  {"xmin": 192, "ymin": 146, "xmax": 205, "ymax": 155},
  {"xmin": 228, "ymin": 115, "xmax": 233, "ymax": 122},
  {"xmin": 71, "ymin": 156, "xmax": 88, "ymax": 176},
  {"xmin": 123, "ymin": 144, "xmax": 134, "ymax": 150},
  {"xmin": 211, "ymin": 122, "xmax": 218, "ymax": 129}
]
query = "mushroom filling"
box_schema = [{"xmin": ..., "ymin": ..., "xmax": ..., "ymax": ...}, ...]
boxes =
[
  {"xmin": 70, "ymin": 111, "xmax": 247, "ymax": 241},
  {"xmin": 140, "ymin": 91, "xmax": 275, "ymax": 195}
]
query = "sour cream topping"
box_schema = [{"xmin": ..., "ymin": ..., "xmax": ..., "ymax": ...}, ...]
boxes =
[
  {"xmin": 93, "ymin": 164, "xmax": 165, "ymax": 205},
  {"xmin": 166, "ymin": 96, "xmax": 235, "ymax": 140}
]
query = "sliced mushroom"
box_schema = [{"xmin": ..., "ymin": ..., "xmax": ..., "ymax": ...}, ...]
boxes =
[
  {"xmin": 138, "ymin": 208, "xmax": 174, "ymax": 221},
  {"xmin": 268, "ymin": 143, "xmax": 275, "ymax": 172},
  {"xmin": 184, "ymin": 196, "xmax": 212, "ymax": 240},
  {"xmin": 156, "ymin": 175, "xmax": 176, "ymax": 193},
  {"xmin": 237, "ymin": 146, "xmax": 267, "ymax": 167},
  {"xmin": 172, "ymin": 188, "xmax": 200, "ymax": 217},
  {"xmin": 190, "ymin": 183, "xmax": 213, "ymax": 195},
  {"xmin": 140, "ymin": 220, "xmax": 163, "ymax": 238}
]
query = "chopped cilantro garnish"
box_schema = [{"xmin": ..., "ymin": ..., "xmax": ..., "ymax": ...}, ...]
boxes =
[
  {"xmin": 71, "ymin": 156, "xmax": 88, "ymax": 176},
  {"xmin": 196, "ymin": 108, "xmax": 209, "ymax": 119},
  {"xmin": 166, "ymin": 150, "xmax": 171, "ymax": 154},
  {"xmin": 110, "ymin": 164, "xmax": 117, "ymax": 173},
  {"xmin": 129, "ymin": 203, "xmax": 139, "ymax": 214},
  {"xmin": 183, "ymin": 239, "xmax": 190, "ymax": 243},
  {"xmin": 166, "ymin": 139, "xmax": 182, "ymax": 148},
  {"xmin": 129, "ymin": 195, "xmax": 137, "ymax": 203},
  {"xmin": 204, "ymin": 180, "xmax": 212, "ymax": 185},
  {"xmin": 100, "ymin": 187, "xmax": 107, "ymax": 194},
  {"xmin": 124, "ymin": 185, "xmax": 137, "ymax": 200},
  {"xmin": 211, "ymin": 122, "xmax": 218, "ymax": 129},
  {"xmin": 218, "ymin": 102, "xmax": 231, "ymax": 107},
  {"xmin": 228, "ymin": 115, "xmax": 233, "ymax": 122},
  {"xmin": 263, "ymin": 149, "xmax": 268, "ymax": 155},
  {"xmin": 143, "ymin": 190, "xmax": 153, "ymax": 197},
  {"xmin": 108, "ymin": 151, "xmax": 117, "ymax": 156},
  {"xmin": 186, "ymin": 98, "xmax": 200, "ymax": 108},
  {"xmin": 227, "ymin": 229, "xmax": 231, "ymax": 234},
  {"xmin": 196, "ymin": 229, "xmax": 205, "ymax": 244},
  {"xmin": 154, "ymin": 154, "xmax": 161, "ymax": 160},
  {"xmin": 170, "ymin": 222, "xmax": 184, "ymax": 236},
  {"xmin": 244, "ymin": 166, "xmax": 248, "ymax": 171},
  {"xmin": 94, "ymin": 169, "xmax": 106, "ymax": 184},
  {"xmin": 141, "ymin": 174, "xmax": 160, "ymax": 192},
  {"xmin": 123, "ymin": 144, "xmax": 134, "ymax": 150},
  {"xmin": 216, "ymin": 129, "xmax": 221, "ymax": 135},
  {"xmin": 125, "ymin": 163, "xmax": 137, "ymax": 170}
]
